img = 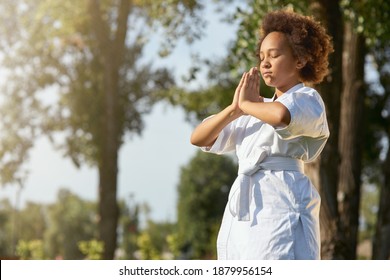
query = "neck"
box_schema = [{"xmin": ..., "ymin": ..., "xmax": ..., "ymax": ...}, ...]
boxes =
[{"xmin": 275, "ymin": 81, "xmax": 302, "ymax": 98}]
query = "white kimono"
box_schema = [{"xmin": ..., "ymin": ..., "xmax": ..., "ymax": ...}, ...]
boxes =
[{"xmin": 202, "ymin": 83, "xmax": 329, "ymax": 260}]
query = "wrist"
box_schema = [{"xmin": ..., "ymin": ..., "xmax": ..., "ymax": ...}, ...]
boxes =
[
  {"xmin": 239, "ymin": 99, "xmax": 251, "ymax": 113},
  {"xmin": 226, "ymin": 104, "xmax": 242, "ymax": 119}
]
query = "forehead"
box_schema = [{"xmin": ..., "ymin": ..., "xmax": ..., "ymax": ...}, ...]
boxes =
[{"xmin": 260, "ymin": 32, "xmax": 289, "ymax": 52}]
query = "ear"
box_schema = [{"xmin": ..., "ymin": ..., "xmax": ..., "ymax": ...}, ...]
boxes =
[{"xmin": 296, "ymin": 59, "xmax": 307, "ymax": 69}]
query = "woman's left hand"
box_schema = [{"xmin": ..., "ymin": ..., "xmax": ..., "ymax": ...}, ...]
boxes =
[{"xmin": 239, "ymin": 67, "xmax": 263, "ymax": 108}]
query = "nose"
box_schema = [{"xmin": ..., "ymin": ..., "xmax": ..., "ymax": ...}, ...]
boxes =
[{"xmin": 261, "ymin": 59, "xmax": 271, "ymax": 69}]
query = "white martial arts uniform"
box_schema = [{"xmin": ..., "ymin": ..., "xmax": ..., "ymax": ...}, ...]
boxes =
[{"xmin": 201, "ymin": 83, "xmax": 329, "ymax": 260}]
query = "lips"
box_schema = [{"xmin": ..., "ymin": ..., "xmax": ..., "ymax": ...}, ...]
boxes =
[{"xmin": 262, "ymin": 71, "xmax": 272, "ymax": 77}]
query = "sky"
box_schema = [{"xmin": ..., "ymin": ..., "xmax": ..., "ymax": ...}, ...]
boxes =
[{"xmin": 0, "ymin": 2, "xmax": 241, "ymax": 223}]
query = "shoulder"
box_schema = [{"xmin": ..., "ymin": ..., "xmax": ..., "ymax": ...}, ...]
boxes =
[
  {"xmin": 275, "ymin": 85, "xmax": 329, "ymax": 140},
  {"xmin": 282, "ymin": 85, "xmax": 321, "ymax": 100},
  {"xmin": 280, "ymin": 85, "xmax": 325, "ymax": 110},
  {"xmin": 297, "ymin": 86, "xmax": 323, "ymax": 100},
  {"xmin": 276, "ymin": 85, "xmax": 327, "ymax": 129},
  {"xmin": 297, "ymin": 86, "xmax": 326, "ymax": 112}
]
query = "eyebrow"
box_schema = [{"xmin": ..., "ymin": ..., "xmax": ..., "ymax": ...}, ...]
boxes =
[{"xmin": 259, "ymin": 48, "xmax": 281, "ymax": 53}]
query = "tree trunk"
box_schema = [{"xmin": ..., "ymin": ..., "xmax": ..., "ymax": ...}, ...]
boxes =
[
  {"xmin": 309, "ymin": 0, "xmax": 349, "ymax": 259},
  {"xmin": 337, "ymin": 21, "xmax": 365, "ymax": 259},
  {"xmin": 98, "ymin": 53, "xmax": 120, "ymax": 260},
  {"xmin": 89, "ymin": 0, "xmax": 130, "ymax": 259}
]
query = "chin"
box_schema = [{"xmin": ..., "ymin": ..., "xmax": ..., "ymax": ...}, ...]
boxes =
[{"xmin": 263, "ymin": 81, "xmax": 275, "ymax": 88}]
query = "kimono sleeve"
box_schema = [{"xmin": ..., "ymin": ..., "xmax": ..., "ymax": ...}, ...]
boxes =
[
  {"xmin": 200, "ymin": 116, "xmax": 237, "ymax": 155},
  {"xmin": 275, "ymin": 90, "xmax": 329, "ymax": 140}
]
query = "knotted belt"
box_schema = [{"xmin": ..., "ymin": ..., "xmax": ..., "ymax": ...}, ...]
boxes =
[{"xmin": 228, "ymin": 150, "xmax": 304, "ymax": 221}]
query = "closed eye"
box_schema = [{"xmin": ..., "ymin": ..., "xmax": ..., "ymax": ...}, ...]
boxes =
[{"xmin": 259, "ymin": 54, "xmax": 280, "ymax": 61}]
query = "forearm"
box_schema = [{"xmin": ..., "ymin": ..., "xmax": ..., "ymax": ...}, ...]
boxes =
[
  {"xmin": 190, "ymin": 105, "xmax": 241, "ymax": 147},
  {"xmin": 240, "ymin": 100, "xmax": 291, "ymax": 127}
]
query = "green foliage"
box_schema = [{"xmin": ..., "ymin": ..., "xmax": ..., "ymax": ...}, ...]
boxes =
[
  {"xmin": 17, "ymin": 202, "xmax": 47, "ymax": 241},
  {"xmin": 0, "ymin": 199, "xmax": 15, "ymax": 257},
  {"xmin": 0, "ymin": 85, "xmax": 36, "ymax": 186},
  {"xmin": 359, "ymin": 184, "xmax": 380, "ymax": 242},
  {"xmin": 136, "ymin": 220, "xmax": 176, "ymax": 260},
  {"xmin": 166, "ymin": 232, "xmax": 181, "ymax": 258},
  {"xmin": 177, "ymin": 151, "xmax": 237, "ymax": 259},
  {"xmin": 362, "ymin": 33, "xmax": 390, "ymax": 186},
  {"xmin": 44, "ymin": 189, "xmax": 98, "ymax": 259},
  {"xmin": 340, "ymin": 0, "xmax": 390, "ymax": 46},
  {"xmin": 16, "ymin": 239, "xmax": 45, "ymax": 260},
  {"xmin": 0, "ymin": 189, "xmax": 148, "ymax": 260},
  {"xmin": 134, "ymin": 0, "xmax": 205, "ymax": 56},
  {"xmin": 0, "ymin": 198, "xmax": 47, "ymax": 258},
  {"xmin": 137, "ymin": 232, "xmax": 161, "ymax": 260},
  {"xmin": 117, "ymin": 197, "xmax": 140, "ymax": 259},
  {"xmin": 78, "ymin": 239, "xmax": 104, "ymax": 260}
]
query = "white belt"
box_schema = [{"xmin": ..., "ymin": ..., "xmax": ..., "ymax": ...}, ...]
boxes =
[{"xmin": 229, "ymin": 156, "xmax": 304, "ymax": 221}]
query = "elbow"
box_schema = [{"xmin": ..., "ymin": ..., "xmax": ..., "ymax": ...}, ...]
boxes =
[
  {"xmin": 190, "ymin": 132, "xmax": 204, "ymax": 147},
  {"xmin": 190, "ymin": 132, "xmax": 215, "ymax": 147},
  {"xmin": 275, "ymin": 105, "xmax": 291, "ymax": 127},
  {"xmin": 190, "ymin": 133, "xmax": 200, "ymax": 146},
  {"xmin": 280, "ymin": 107, "xmax": 291, "ymax": 126}
]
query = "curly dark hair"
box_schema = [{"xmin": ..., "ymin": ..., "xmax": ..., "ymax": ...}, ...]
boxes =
[{"xmin": 257, "ymin": 10, "xmax": 334, "ymax": 84}]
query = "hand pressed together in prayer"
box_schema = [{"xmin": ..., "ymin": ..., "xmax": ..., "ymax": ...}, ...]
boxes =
[
  {"xmin": 238, "ymin": 67, "xmax": 264, "ymax": 108},
  {"xmin": 230, "ymin": 72, "xmax": 246, "ymax": 118}
]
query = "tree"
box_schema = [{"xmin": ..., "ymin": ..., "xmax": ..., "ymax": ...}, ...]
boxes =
[
  {"xmin": 176, "ymin": 151, "xmax": 236, "ymax": 259},
  {"xmin": 0, "ymin": 0, "xmax": 204, "ymax": 259},
  {"xmin": 337, "ymin": 17, "xmax": 365, "ymax": 260}
]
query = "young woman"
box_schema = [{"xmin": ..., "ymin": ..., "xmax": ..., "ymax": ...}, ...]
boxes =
[{"xmin": 190, "ymin": 10, "xmax": 333, "ymax": 260}]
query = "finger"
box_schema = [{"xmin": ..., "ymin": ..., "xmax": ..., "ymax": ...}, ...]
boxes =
[
  {"xmin": 250, "ymin": 67, "xmax": 256, "ymax": 75},
  {"xmin": 249, "ymin": 71, "xmax": 257, "ymax": 90},
  {"xmin": 251, "ymin": 67, "xmax": 258, "ymax": 83},
  {"xmin": 251, "ymin": 67, "xmax": 258, "ymax": 85},
  {"xmin": 238, "ymin": 72, "xmax": 246, "ymax": 87},
  {"xmin": 242, "ymin": 72, "xmax": 249, "ymax": 88},
  {"xmin": 248, "ymin": 76, "xmax": 255, "ymax": 91},
  {"xmin": 235, "ymin": 72, "xmax": 246, "ymax": 96}
]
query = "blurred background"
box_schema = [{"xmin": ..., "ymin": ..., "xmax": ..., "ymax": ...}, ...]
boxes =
[{"xmin": 0, "ymin": 0, "xmax": 389, "ymax": 260}]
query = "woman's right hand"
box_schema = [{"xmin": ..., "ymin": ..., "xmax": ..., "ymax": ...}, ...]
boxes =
[
  {"xmin": 230, "ymin": 72, "xmax": 246, "ymax": 117},
  {"xmin": 190, "ymin": 72, "xmax": 247, "ymax": 147}
]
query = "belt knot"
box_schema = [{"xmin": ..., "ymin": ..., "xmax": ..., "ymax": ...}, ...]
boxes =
[{"xmin": 229, "ymin": 154, "xmax": 304, "ymax": 221}]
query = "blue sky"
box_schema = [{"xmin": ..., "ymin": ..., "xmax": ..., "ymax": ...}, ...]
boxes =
[{"xmin": 0, "ymin": 2, "xmax": 240, "ymax": 222}]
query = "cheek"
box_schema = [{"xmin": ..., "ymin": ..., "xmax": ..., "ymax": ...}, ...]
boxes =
[{"xmin": 277, "ymin": 60, "xmax": 297, "ymax": 74}]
